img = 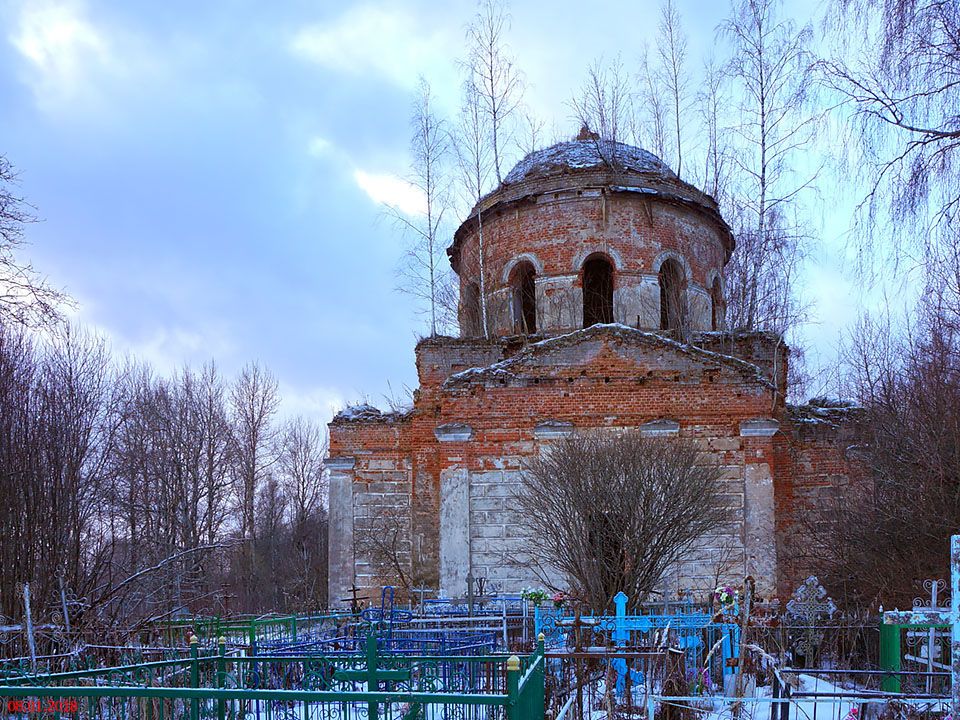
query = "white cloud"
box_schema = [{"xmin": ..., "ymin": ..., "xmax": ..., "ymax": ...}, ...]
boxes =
[
  {"xmin": 290, "ymin": 4, "xmax": 452, "ymax": 90},
  {"xmin": 9, "ymin": 0, "xmax": 112, "ymax": 106},
  {"xmin": 93, "ymin": 322, "xmax": 236, "ymax": 377},
  {"xmin": 307, "ymin": 136, "xmax": 332, "ymax": 157},
  {"xmin": 277, "ymin": 383, "xmax": 347, "ymax": 424},
  {"xmin": 352, "ymin": 168, "xmax": 426, "ymax": 216}
]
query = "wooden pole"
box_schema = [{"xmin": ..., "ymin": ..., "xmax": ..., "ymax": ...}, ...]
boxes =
[{"xmin": 23, "ymin": 583, "xmax": 36, "ymax": 673}]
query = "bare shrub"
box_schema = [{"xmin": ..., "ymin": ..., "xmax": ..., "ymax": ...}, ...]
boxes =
[{"xmin": 518, "ymin": 432, "xmax": 728, "ymax": 611}]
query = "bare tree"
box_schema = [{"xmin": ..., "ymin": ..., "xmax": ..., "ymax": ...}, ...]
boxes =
[
  {"xmin": 803, "ymin": 291, "xmax": 959, "ymax": 611},
  {"xmin": 720, "ymin": 0, "xmax": 819, "ymax": 335},
  {"xmin": 657, "ymin": 0, "xmax": 691, "ymax": 176},
  {"xmin": 229, "ymin": 362, "xmax": 279, "ymax": 605},
  {"xmin": 393, "ymin": 78, "xmax": 456, "ymax": 336},
  {"xmin": 196, "ymin": 362, "xmax": 232, "ymax": 545},
  {"xmin": 279, "ymin": 417, "xmax": 327, "ymax": 529},
  {"xmin": 518, "ymin": 432, "xmax": 727, "ymax": 611},
  {"xmin": 464, "ymin": 0, "xmax": 524, "ymax": 184},
  {"xmin": 452, "ymin": 79, "xmax": 494, "ymax": 338},
  {"xmin": 0, "ymin": 156, "xmax": 71, "ymax": 328},
  {"xmin": 0, "ymin": 323, "xmax": 118, "ymax": 624},
  {"xmin": 698, "ymin": 54, "xmax": 730, "ymax": 201},
  {"xmin": 354, "ymin": 507, "xmax": 415, "ymax": 592},
  {"xmin": 637, "ymin": 45, "xmax": 670, "ymax": 161},
  {"xmin": 269, "ymin": 417, "xmax": 330, "ymax": 608},
  {"xmin": 516, "ymin": 106, "xmax": 546, "ymax": 158},
  {"xmin": 820, "ymin": 0, "xmax": 960, "ymax": 273},
  {"xmin": 570, "ymin": 56, "xmax": 633, "ymax": 167}
]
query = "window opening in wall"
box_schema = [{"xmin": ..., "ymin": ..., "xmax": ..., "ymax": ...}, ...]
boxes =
[
  {"xmin": 711, "ymin": 276, "xmax": 724, "ymax": 331},
  {"xmin": 510, "ymin": 261, "xmax": 537, "ymax": 334},
  {"xmin": 659, "ymin": 258, "xmax": 687, "ymax": 332},
  {"xmin": 462, "ymin": 281, "xmax": 481, "ymax": 336},
  {"xmin": 582, "ymin": 255, "xmax": 614, "ymax": 327}
]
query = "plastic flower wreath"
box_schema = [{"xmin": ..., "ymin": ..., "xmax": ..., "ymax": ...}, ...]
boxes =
[
  {"xmin": 714, "ymin": 585, "xmax": 738, "ymax": 607},
  {"xmin": 551, "ymin": 591, "xmax": 568, "ymax": 608},
  {"xmin": 521, "ymin": 588, "xmax": 549, "ymax": 606}
]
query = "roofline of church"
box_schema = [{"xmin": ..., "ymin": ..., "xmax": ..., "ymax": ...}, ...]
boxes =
[{"xmin": 447, "ymin": 171, "xmax": 735, "ymax": 274}]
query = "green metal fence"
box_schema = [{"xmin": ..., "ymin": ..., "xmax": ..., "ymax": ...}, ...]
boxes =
[{"xmin": 0, "ymin": 635, "xmax": 546, "ymax": 720}]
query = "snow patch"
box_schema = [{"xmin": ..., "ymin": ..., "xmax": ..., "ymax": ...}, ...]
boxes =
[
  {"xmin": 332, "ymin": 403, "xmax": 408, "ymax": 423},
  {"xmin": 503, "ymin": 139, "xmax": 676, "ymax": 185}
]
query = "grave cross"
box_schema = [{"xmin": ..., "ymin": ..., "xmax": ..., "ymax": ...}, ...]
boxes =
[
  {"xmin": 785, "ymin": 576, "xmax": 837, "ymax": 665},
  {"xmin": 906, "ymin": 579, "xmax": 949, "ymax": 693},
  {"xmin": 883, "ymin": 535, "xmax": 960, "ymax": 715},
  {"xmin": 339, "ymin": 584, "xmax": 369, "ymax": 615},
  {"xmin": 409, "ymin": 586, "xmax": 433, "ymax": 614},
  {"xmin": 334, "ymin": 633, "xmax": 410, "ymax": 720}
]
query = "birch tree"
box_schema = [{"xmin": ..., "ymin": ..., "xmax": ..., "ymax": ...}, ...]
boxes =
[
  {"xmin": 452, "ymin": 80, "xmax": 493, "ymax": 338},
  {"xmin": 570, "ymin": 55, "xmax": 634, "ymax": 168},
  {"xmin": 820, "ymin": 0, "xmax": 960, "ymax": 318},
  {"xmin": 393, "ymin": 78, "xmax": 455, "ymax": 336},
  {"xmin": 657, "ymin": 0, "xmax": 691, "ymax": 176},
  {"xmin": 637, "ymin": 45, "xmax": 670, "ymax": 161},
  {"xmin": 464, "ymin": 0, "xmax": 524, "ymax": 184},
  {"xmin": 229, "ymin": 362, "xmax": 278, "ymax": 604},
  {"xmin": 720, "ymin": 0, "xmax": 818, "ymax": 334},
  {"xmin": 698, "ymin": 54, "xmax": 730, "ymax": 201},
  {"xmin": 0, "ymin": 156, "xmax": 71, "ymax": 328}
]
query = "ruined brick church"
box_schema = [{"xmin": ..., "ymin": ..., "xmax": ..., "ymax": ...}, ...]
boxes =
[{"xmin": 326, "ymin": 136, "xmax": 858, "ymax": 607}]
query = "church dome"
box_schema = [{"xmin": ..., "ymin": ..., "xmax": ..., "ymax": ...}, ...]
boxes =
[
  {"xmin": 449, "ymin": 136, "xmax": 734, "ymax": 338},
  {"xmin": 502, "ymin": 139, "xmax": 676, "ymax": 185}
]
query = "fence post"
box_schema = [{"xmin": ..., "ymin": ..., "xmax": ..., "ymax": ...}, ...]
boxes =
[
  {"xmin": 217, "ymin": 636, "xmax": 226, "ymax": 720},
  {"xmin": 189, "ymin": 635, "xmax": 199, "ymax": 720},
  {"xmin": 770, "ymin": 671, "xmax": 780, "ymax": 720},
  {"xmin": 536, "ymin": 633, "xmax": 546, "ymax": 717},
  {"xmin": 366, "ymin": 633, "xmax": 379, "ymax": 720},
  {"xmin": 879, "ymin": 622, "xmax": 902, "ymax": 693},
  {"xmin": 951, "ymin": 534, "xmax": 960, "ymax": 718},
  {"xmin": 781, "ymin": 677, "xmax": 791, "ymax": 720},
  {"xmin": 506, "ymin": 655, "xmax": 521, "ymax": 720}
]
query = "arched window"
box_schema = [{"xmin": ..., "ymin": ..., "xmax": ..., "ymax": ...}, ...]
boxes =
[
  {"xmin": 509, "ymin": 262, "xmax": 537, "ymax": 334},
  {"xmin": 461, "ymin": 281, "xmax": 481, "ymax": 336},
  {"xmin": 659, "ymin": 258, "xmax": 687, "ymax": 332},
  {"xmin": 582, "ymin": 255, "xmax": 614, "ymax": 327},
  {"xmin": 710, "ymin": 277, "xmax": 724, "ymax": 331}
]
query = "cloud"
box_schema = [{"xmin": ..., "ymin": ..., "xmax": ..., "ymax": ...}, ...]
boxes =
[
  {"xmin": 307, "ymin": 136, "xmax": 332, "ymax": 157},
  {"xmin": 277, "ymin": 383, "xmax": 348, "ymax": 424},
  {"xmin": 352, "ymin": 168, "xmax": 426, "ymax": 216},
  {"xmin": 290, "ymin": 4, "xmax": 451, "ymax": 90},
  {"xmin": 96, "ymin": 323, "xmax": 237, "ymax": 377},
  {"xmin": 9, "ymin": 0, "xmax": 112, "ymax": 106}
]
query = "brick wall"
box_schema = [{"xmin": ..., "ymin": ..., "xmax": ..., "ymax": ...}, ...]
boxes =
[
  {"xmin": 454, "ymin": 192, "xmax": 728, "ymax": 335},
  {"xmin": 328, "ymin": 327, "xmax": 818, "ymax": 602}
]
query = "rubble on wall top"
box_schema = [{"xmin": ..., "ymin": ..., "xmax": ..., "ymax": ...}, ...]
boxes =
[
  {"xmin": 331, "ymin": 402, "xmax": 410, "ymax": 424},
  {"xmin": 443, "ymin": 323, "xmax": 775, "ymax": 390},
  {"xmin": 787, "ymin": 397, "xmax": 863, "ymax": 428}
]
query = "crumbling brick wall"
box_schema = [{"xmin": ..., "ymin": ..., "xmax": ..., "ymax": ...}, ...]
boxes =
[
  {"xmin": 772, "ymin": 402, "xmax": 866, "ymax": 598},
  {"xmin": 328, "ymin": 327, "xmax": 832, "ymax": 604}
]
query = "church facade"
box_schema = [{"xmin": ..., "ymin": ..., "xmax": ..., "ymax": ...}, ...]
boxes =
[{"xmin": 326, "ymin": 137, "xmax": 859, "ymax": 606}]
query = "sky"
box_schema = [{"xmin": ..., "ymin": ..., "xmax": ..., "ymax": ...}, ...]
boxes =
[{"xmin": 0, "ymin": 0, "xmax": 876, "ymax": 424}]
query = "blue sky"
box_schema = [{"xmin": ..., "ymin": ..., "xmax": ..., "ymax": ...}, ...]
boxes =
[{"xmin": 0, "ymin": 0, "xmax": 869, "ymax": 422}]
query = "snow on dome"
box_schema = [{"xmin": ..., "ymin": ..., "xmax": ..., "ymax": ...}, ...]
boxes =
[{"xmin": 502, "ymin": 139, "xmax": 676, "ymax": 186}]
